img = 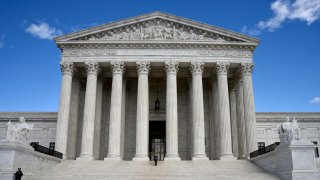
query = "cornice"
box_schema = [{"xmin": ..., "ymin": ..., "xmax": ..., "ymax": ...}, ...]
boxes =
[{"xmin": 54, "ymin": 11, "xmax": 259, "ymax": 44}]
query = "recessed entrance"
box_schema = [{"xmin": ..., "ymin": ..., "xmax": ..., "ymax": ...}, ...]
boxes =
[{"xmin": 149, "ymin": 121, "xmax": 166, "ymax": 161}]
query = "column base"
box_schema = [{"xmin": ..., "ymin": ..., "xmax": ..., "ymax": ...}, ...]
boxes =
[
  {"xmin": 220, "ymin": 154, "xmax": 236, "ymax": 161},
  {"xmin": 237, "ymin": 155, "xmax": 247, "ymax": 160},
  {"xmin": 104, "ymin": 154, "xmax": 122, "ymax": 161},
  {"xmin": 132, "ymin": 154, "xmax": 149, "ymax": 161},
  {"xmin": 192, "ymin": 155, "xmax": 209, "ymax": 161},
  {"xmin": 77, "ymin": 154, "xmax": 95, "ymax": 161},
  {"xmin": 164, "ymin": 155, "xmax": 181, "ymax": 161}
]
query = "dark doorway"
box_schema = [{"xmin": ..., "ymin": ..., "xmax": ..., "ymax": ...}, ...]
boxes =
[{"xmin": 149, "ymin": 121, "xmax": 166, "ymax": 161}]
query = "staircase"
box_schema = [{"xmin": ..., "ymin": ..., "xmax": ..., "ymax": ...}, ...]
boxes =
[{"xmin": 33, "ymin": 160, "xmax": 280, "ymax": 180}]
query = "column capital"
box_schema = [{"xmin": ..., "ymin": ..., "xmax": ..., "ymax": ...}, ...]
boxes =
[
  {"xmin": 216, "ymin": 62, "xmax": 229, "ymax": 75},
  {"xmin": 85, "ymin": 61, "xmax": 100, "ymax": 75},
  {"xmin": 110, "ymin": 61, "xmax": 125, "ymax": 75},
  {"xmin": 190, "ymin": 61, "xmax": 204, "ymax": 75},
  {"xmin": 241, "ymin": 62, "xmax": 254, "ymax": 75},
  {"xmin": 165, "ymin": 60, "xmax": 179, "ymax": 75},
  {"xmin": 136, "ymin": 61, "xmax": 151, "ymax": 74},
  {"xmin": 60, "ymin": 61, "xmax": 75, "ymax": 75}
]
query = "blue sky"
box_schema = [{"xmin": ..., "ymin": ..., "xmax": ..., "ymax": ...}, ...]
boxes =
[{"xmin": 0, "ymin": 0, "xmax": 319, "ymax": 112}]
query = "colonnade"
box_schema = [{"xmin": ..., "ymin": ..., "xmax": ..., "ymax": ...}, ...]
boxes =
[{"xmin": 56, "ymin": 60, "xmax": 257, "ymax": 161}]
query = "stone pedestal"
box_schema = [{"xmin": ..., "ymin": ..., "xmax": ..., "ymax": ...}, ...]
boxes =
[
  {"xmin": 0, "ymin": 142, "xmax": 61, "ymax": 180},
  {"xmin": 274, "ymin": 141, "xmax": 320, "ymax": 180}
]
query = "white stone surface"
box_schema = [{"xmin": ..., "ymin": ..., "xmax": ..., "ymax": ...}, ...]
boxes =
[
  {"xmin": 78, "ymin": 61, "xmax": 99, "ymax": 160},
  {"xmin": 133, "ymin": 61, "xmax": 150, "ymax": 161},
  {"xmin": 0, "ymin": 141, "xmax": 61, "ymax": 180},
  {"xmin": 66, "ymin": 78, "xmax": 80, "ymax": 159},
  {"xmin": 242, "ymin": 63, "xmax": 258, "ymax": 154},
  {"xmin": 236, "ymin": 80, "xmax": 247, "ymax": 159},
  {"xmin": 106, "ymin": 61, "xmax": 125, "ymax": 160},
  {"xmin": 216, "ymin": 62, "xmax": 235, "ymax": 160},
  {"xmin": 164, "ymin": 61, "xmax": 180, "ymax": 160},
  {"xmin": 190, "ymin": 61, "xmax": 208, "ymax": 160},
  {"xmin": 56, "ymin": 61, "xmax": 74, "ymax": 158}
]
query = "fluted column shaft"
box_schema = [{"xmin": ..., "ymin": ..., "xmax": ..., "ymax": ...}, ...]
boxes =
[
  {"xmin": 229, "ymin": 82, "xmax": 239, "ymax": 158},
  {"xmin": 242, "ymin": 63, "xmax": 258, "ymax": 155},
  {"xmin": 133, "ymin": 61, "xmax": 150, "ymax": 161},
  {"xmin": 190, "ymin": 61, "xmax": 208, "ymax": 160},
  {"xmin": 56, "ymin": 62, "xmax": 74, "ymax": 159},
  {"xmin": 79, "ymin": 61, "xmax": 99, "ymax": 160},
  {"xmin": 216, "ymin": 62, "xmax": 235, "ymax": 160},
  {"xmin": 106, "ymin": 61, "xmax": 125, "ymax": 160},
  {"xmin": 211, "ymin": 78, "xmax": 220, "ymax": 160},
  {"xmin": 93, "ymin": 77, "xmax": 104, "ymax": 160},
  {"xmin": 236, "ymin": 79, "xmax": 247, "ymax": 159},
  {"xmin": 67, "ymin": 76, "xmax": 80, "ymax": 159},
  {"xmin": 165, "ymin": 61, "xmax": 180, "ymax": 160},
  {"xmin": 120, "ymin": 78, "xmax": 127, "ymax": 158}
]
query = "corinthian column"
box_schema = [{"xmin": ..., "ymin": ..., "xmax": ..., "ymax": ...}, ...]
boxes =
[
  {"xmin": 216, "ymin": 62, "xmax": 235, "ymax": 160},
  {"xmin": 164, "ymin": 60, "xmax": 180, "ymax": 161},
  {"xmin": 190, "ymin": 61, "xmax": 208, "ymax": 160},
  {"xmin": 133, "ymin": 61, "xmax": 150, "ymax": 161},
  {"xmin": 241, "ymin": 63, "xmax": 258, "ymax": 155},
  {"xmin": 106, "ymin": 61, "xmax": 125, "ymax": 160},
  {"xmin": 56, "ymin": 61, "xmax": 74, "ymax": 159},
  {"xmin": 236, "ymin": 77, "xmax": 247, "ymax": 159},
  {"xmin": 78, "ymin": 61, "xmax": 99, "ymax": 160},
  {"xmin": 229, "ymin": 80, "xmax": 239, "ymax": 158}
]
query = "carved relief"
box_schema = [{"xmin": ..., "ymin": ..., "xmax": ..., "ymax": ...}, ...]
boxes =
[
  {"xmin": 241, "ymin": 62, "xmax": 254, "ymax": 75},
  {"xmin": 85, "ymin": 61, "xmax": 100, "ymax": 75},
  {"xmin": 60, "ymin": 61, "xmax": 74, "ymax": 75},
  {"xmin": 136, "ymin": 61, "xmax": 151, "ymax": 74},
  {"xmin": 216, "ymin": 62, "xmax": 229, "ymax": 75},
  {"xmin": 164, "ymin": 60, "xmax": 179, "ymax": 74},
  {"xmin": 190, "ymin": 61, "xmax": 204, "ymax": 74},
  {"xmin": 74, "ymin": 19, "xmax": 240, "ymax": 42},
  {"xmin": 110, "ymin": 61, "xmax": 125, "ymax": 74}
]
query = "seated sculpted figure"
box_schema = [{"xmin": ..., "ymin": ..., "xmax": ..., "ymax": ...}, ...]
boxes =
[
  {"xmin": 278, "ymin": 117, "xmax": 294, "ymax": 142},
  {"xmin": 5, "ymin": 117, "xmax": 33, "ymax": 143}
]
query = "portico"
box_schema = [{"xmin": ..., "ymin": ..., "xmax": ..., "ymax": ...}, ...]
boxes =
[{"xmin": 54, "ymin": 12, "xmax": 259, "ymax": 161}]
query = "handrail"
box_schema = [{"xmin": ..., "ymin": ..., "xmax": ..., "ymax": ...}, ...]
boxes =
[
  {"xmin": 250, "ymin": 142, "xmax": 280, "ymax": 159},
  {"xmin": 30, "ymin": 142, "xmax": 63, "ymax": 159}
]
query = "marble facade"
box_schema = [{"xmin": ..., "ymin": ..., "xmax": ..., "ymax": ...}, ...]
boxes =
[
  {"xmin": 1, "ymin": 12, "xmax": 319, "ymax": 165},
  {"xmin": 51, "ymin": 12, "xmax": 261, "ymax": 161}
]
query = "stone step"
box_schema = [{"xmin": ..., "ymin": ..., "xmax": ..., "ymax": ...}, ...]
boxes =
[{"xmin": 33, "ymin": 160, "xmax": 280, "ymax": 180}]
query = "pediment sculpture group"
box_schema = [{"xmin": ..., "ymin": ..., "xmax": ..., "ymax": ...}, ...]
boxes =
[{"xmin": 85, "ymin": 21, "xmax": 229, "ymax": 41}]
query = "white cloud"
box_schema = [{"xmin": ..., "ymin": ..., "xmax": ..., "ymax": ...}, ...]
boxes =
[
  {"xmin": 259, "ymin": 0, "xmax": 320, "ymax": 31},
  {"xmin": 242, "ymin": 0, "xmax": 320, "ymax": 35},
  {"xmin": 310, "ymin": 96, "xmax": 320, "ymax": 104},
  {"xmin": 241, "ymin": 26, "xmax": 261, "ymax": 36},
  {"xmin": 25, "ymin": 22, "xmax": 62, "ymax": 40}
]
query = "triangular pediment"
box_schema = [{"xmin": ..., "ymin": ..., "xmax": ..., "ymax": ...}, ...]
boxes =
[{"xmin": 55, "ymin": 12, "xmax": 259, "ymax": 45}]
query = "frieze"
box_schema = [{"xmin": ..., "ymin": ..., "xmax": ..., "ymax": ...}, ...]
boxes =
[{"xmin": 62, "ymin": 48, "xmax": 252, "ymax": 58}]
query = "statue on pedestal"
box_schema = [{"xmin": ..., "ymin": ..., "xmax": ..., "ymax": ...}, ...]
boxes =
[
  {"xmin": 4, "ymin": 117, "xmax": 33, "ymax": 143},
  {"xmin": 278, "ymin": 117, "xmax": 302, "ymax": 143}
]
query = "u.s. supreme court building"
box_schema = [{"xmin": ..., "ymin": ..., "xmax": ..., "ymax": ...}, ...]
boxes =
[{"xmin": 1, "ymin": 12, "xmax": 320, "ymax": 179}]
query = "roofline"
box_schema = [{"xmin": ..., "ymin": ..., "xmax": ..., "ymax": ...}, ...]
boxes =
[{"xmin": 54, "ymin": 11, "xmax": 260, "ymax": 44}]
